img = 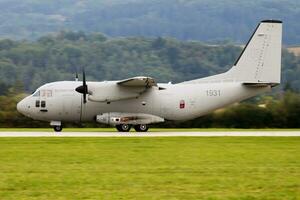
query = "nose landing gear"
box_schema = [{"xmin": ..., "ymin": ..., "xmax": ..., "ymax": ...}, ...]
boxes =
[
  {"xmin": 51, "ymin": 121, "xmax": 62, "ymax": 132},
  {"xmin": 53, "ymin": 126, "xmax": 63, "ymax": 132}
]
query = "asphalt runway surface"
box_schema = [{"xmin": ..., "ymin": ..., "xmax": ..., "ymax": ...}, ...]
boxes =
[{"xmin": 0, "ymin": 131, "xmax": 300, "ymax": 137}]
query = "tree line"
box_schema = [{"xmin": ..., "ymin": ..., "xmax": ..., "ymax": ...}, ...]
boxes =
[
  {"xmin": 0, "ymin": 31, "xmax": 299, "ymax": 92},
  {"xmin": 0, "ymin": 31, "xmax": 299, "ymax": 128},
  {"xmin": 0, "ymin": 0, "xmax": 300, "ymax": 44}
]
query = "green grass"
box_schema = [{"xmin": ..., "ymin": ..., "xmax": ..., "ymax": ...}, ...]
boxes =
[
  {"xmin": 0, "ymin": 137, "xmax": 299, "ymax": 199},
  {"xmin": 0, "ymin": 128, "xmax": 300, "ymax": 132}
]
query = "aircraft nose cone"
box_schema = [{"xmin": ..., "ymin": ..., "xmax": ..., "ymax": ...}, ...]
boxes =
[{"xmin": 17, "ymin": 100, "xmax": 26, "ymax": 115}]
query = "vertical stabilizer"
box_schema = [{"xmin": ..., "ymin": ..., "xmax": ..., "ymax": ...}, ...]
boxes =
[
  {"xmin": 183, "ymin": 20, "xmax": 282, "ymax": 85},
  {"xmin": 229, "ymin": 20, "xmax": 282, "ymax": 84}
]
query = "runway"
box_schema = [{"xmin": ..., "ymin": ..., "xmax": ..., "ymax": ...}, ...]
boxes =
[{"xmin": 0, "ymin": 131, "xmax": 300, "ymax": 137}]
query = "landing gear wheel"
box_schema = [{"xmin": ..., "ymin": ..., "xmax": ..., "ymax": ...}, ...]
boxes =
[
  {"xmin": 116, "ymin": 124, "xmax": 131, "ymax": 132},
  {"xmin": 134, "ymin": 124, "xmax": 149, "ymax": 132},
  {"xmin": 54, "ymin": 126, "xmax": 63, "ymax": 132}
]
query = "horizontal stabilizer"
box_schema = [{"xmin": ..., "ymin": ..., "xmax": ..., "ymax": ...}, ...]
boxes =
[{"xmin": 243, "ymin": 82, "xmax": 279, "ymax": 87}]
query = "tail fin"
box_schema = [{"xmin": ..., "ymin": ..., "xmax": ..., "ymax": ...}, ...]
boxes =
[
  {"xmin": 184, "ymin": 20, "xmax": 282, "ymax": 85},
  {"xmin": 229, "ymin": 20, "xmax": 282, "ymax": 84}
]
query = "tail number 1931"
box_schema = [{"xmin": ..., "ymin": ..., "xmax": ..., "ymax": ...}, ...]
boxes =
[{"xmin": 206, "ymin": 90, "xmax": 221, "ymax": 96}]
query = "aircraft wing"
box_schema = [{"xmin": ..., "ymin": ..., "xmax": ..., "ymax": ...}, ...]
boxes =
[
  {"xmin": 87, "ymin": 76, "xmax": 157, "ymax": 102},
  {"xmin": 117, "ymin": 76, "xmax": 157, "ymax": 87}
]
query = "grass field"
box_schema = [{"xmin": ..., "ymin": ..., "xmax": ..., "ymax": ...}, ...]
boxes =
[{"xmin": 0, "ymin": 137, "xmax": 299, "ymax": 200}]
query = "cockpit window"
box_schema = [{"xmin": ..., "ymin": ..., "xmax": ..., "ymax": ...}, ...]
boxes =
[
  {"xmin": 41, "ymin": 90, "xmax": 52, "ymax": 97},
  {"xmin": 32, "ymin": 90, "xmax": 40, "ymax": 97},
  {"xmin": 32, "ymin": 90, "xmax": 53, "ymax": 97}
]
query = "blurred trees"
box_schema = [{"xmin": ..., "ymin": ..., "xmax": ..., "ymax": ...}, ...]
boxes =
[
  {"xmin": 0, "ymin": 32, "xmax": 299, "ymax": 92},
  {"xmin": 0, "ymin": 0, "xmax": 300, "ymax": 45},
  {"xmin": 0, "ymin": 32, "xmax": 299, "ymax": 128}
]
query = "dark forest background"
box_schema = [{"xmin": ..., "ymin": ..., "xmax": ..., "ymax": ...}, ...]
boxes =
[
  {"xmin": 0, "ymin": 0, "xmax": 300, "ymax": 45},
  {"xmin": 0, "ymin": 32, "xmax": 299, "ymax": 128},
  {"xmin": 0, "ymin": 0, "xmax": 299, "ymax": 128}
]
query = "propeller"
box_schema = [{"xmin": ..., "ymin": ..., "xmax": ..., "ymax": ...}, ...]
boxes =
[{"xmin": 75, "ymin": 69, "xmax": 88, "ymax": 104}]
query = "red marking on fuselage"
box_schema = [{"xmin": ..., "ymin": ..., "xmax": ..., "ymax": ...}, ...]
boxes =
[{"xmin": 179, "ymin": 100, "xmax": 185, "ymax": 109}]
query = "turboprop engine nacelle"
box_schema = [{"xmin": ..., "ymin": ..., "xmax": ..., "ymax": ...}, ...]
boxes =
[{"xmin": 96, "ymin": 113, "xmax": 164, "ymax": 125}]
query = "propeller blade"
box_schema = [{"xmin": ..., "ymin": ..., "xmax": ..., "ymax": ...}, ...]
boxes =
[
  {"xmin": 82, "ymin": 69, "xmax": 88, "ymax": 104},
  {"xmin": 83, "ymin": 92, "xmax": 87, "ymax": 104},
  {"xmin": 75, "ymin": 68, "xmax": 88, "ymax": 104},
  {"xmin": 83, "ymin": 69, "xmax": 86, "ymax": 87}
]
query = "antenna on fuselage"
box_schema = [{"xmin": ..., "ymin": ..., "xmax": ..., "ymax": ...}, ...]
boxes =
[{"xmin": 75, "ymin": 71, "xmax": 79, "ymax": 81}]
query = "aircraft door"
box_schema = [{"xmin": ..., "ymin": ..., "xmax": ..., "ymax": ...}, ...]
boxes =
[
  {"xmin": 62, "ymin": 95, "xmax": 81, "ymax": 121},
  {"xmin": 38, "ymin": 90, "xmax": 52, "ymax": 113},
  {"xmin": 31, "ymin": 89, "xmax": 52, "ymax": 121}
]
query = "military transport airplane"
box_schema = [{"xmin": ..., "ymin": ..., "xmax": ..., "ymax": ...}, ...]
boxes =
[{"xmin": 17, "ymin": 20, "xmax": 282, "ymax": 132}]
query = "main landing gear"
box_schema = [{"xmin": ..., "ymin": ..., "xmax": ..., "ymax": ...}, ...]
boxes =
[
  {"xmin": 115, "ymin": 124, "xmax": 149, "ymax": 132},
  {"xmin": 134, "ymin": 124, "xmax": 149, "ymax": 132},
  {"xmin": 116, "ymin": 124, "xmax": 131, "ymax": 132}
]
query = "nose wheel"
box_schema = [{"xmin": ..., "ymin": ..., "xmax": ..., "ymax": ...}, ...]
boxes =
[
  {"xmin": 51, "ymin": 121, "xmax": 62, "ymax": 132},
  {"xmin": 53, "ymin": 126, "xmax": 63, "ymax": 132}
]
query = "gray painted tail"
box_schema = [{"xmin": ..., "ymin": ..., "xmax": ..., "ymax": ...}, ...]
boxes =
[{"xmin": 185, "ymin": 20, "xmax": 282, "ymax": 85}]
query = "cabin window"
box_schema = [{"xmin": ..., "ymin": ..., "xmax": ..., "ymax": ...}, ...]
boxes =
[
  {"xmin": 41, "ymin": 101, "xmax": 46, "ymax": 108},
  {"xmin": 35, "ymin": 100, "xmax": 40, "ymax": 107}
]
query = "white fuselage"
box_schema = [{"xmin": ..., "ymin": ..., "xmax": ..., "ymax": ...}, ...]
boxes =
[
  {"xmin": 16, "ymin": 20, "xmax": 282, "ymax": 130},
  {"xmin": 17, "ymin": 81, "xmax": 270, "ymax": 124}
]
